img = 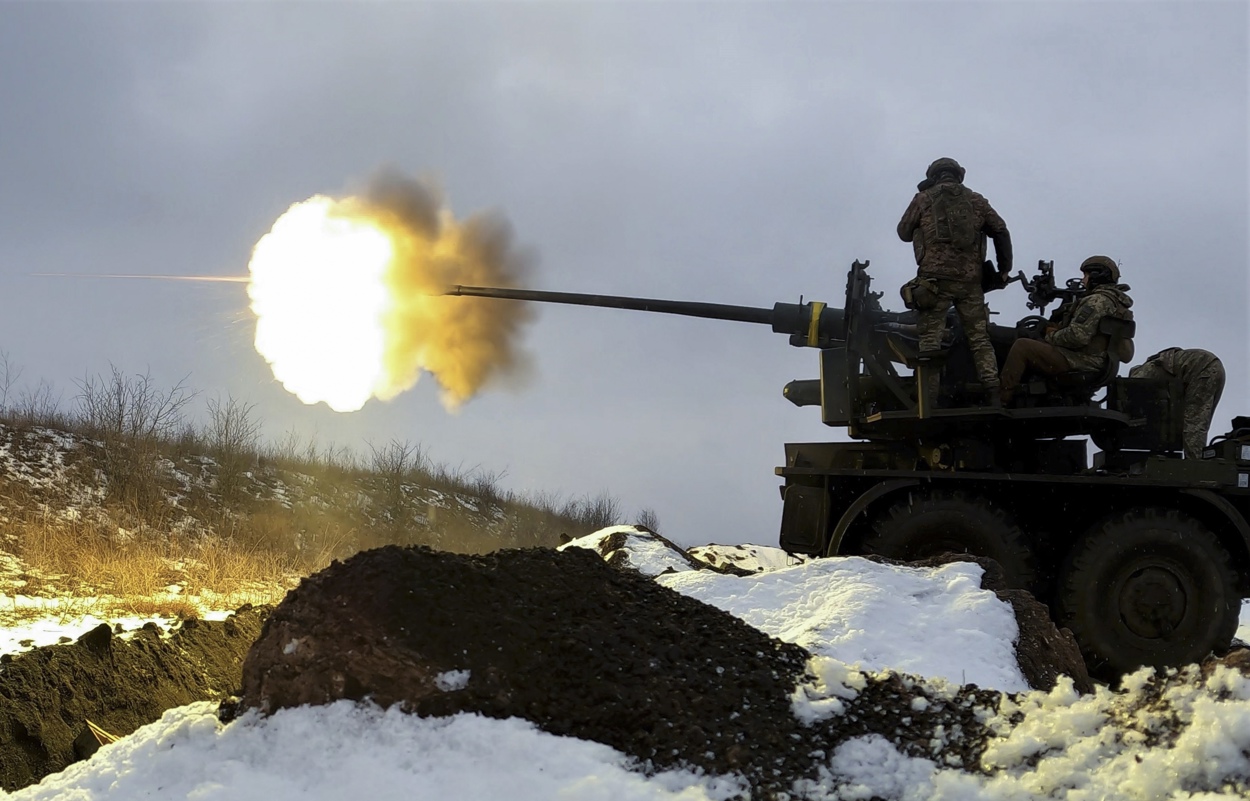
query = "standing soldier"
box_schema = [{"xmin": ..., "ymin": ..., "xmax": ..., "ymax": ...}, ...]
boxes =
[
  {"xmin": 1129, "ymin": 347, "xmax": 1226, "ymax": 459},
  {"xmin": 897, "ymin": 158, "xmax": 1012, "ymax": 405}
]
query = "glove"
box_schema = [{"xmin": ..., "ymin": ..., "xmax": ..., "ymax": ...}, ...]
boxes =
[{"xmin": 980, "ymin": 260, "xmax": 1007, "ymax": 292}]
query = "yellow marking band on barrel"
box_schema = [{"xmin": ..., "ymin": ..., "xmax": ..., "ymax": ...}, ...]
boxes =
[{"xmin": 807, "ymin": 302, "xmax": 825, "ymax": 346}]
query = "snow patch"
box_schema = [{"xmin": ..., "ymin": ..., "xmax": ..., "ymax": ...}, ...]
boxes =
[
  {"xmin": 791, "ymin": 656, "xmax": 868, "ymax": 724},
  {"xmin": 658, "ymin": 556, "xmax": 1029, "ymax": 693},
  {"xmin": 560, "ymin": 527, "xmax": 697, "ymax": 577},
  {"xmin": 435, "ymin": 670, "xmax": 471, "ymax": 692}
]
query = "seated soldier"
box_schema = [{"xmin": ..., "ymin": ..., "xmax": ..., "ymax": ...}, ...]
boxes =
[
  {"xmin": 999, "ymin": 255, "xmax": 1134, "ymax": 405},
  {"xmin": 1129, "ymin": 348, "xmax": 1226, "ymax": 459}
]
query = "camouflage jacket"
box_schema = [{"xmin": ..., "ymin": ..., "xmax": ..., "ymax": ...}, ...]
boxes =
[
  {"xmin": 1045, "ymin": 285, "xmax": 1134, "ymax": 373},
  {"xmin": 897, "ymin": 181, "xmax": 1010, "ymax": 282},
  {"xmin": 1128, "ymin": 347, "xmax": 1222, "ymax": 383}
]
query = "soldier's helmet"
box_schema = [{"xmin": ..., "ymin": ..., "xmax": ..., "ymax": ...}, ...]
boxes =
[
  {"xmin": 925, "ymin": 157, "xmax": 966, "ymax": 183},
  {"xmin": 1080, "ymin": 255, "xmax": 1120, "ymax": 285}
]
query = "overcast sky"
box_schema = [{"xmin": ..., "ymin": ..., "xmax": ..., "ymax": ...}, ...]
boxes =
[{"xmin": 0, "ymin": 2, "xmax": 1246, "ymax": 547}]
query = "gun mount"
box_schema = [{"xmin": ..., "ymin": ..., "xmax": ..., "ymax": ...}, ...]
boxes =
[
  {"xmin": 1016, "ymin": 259, "xmax": 1085, "ymax": 317},
  {"xmin": 449, "ymin": 261, "xmax": 1250, "ymax": 681}
]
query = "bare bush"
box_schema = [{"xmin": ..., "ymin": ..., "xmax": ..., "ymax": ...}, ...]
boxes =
[
  {"xmin": 369, "ymin": 439, "xmax": 425, "ymax": 480},
  {"xmin": 488, "ymin": 487, "xmax": 630, "ymax": 548},
  {"xmin": 0, "ymin": 351, "xmax": 22, "ymax": 415},
  {"xmin": 13, "ymin": 379, "xmax": 65, "ymax": 428},
  {"xmin": 266, "ymin": 427, "xmax": 305, "ymax": 466},
  {"xmin": 634, "ymin": 507, "xmax": 660, "ymax": 532},
  {"xmin": 75, "ymin": 366, "xmax": 194, "ymax": 441},
  {"xmin": 174, "ymin": 422, "xmax": 201, "ymax": 455},
  {"xmin": 205, "ymin": 394, "xmax": 262, "ymax": 506},
  {"xmin": 426, "ymin": 460, "xmax": 472, "ymax": 491},
  {"xmin": 569, "ymin": 490, "xmax": 622, "ymax": 531},
  {"xmin": 470, "ymin": 468, "xmax": 508, "ymax": 509},
  {"xmin": 368, "ymin": 439, "xmax": 427, "ymax": 541},
  {"xmin": 311, "ymin": 440, "xmax": 361, "ymax": 475},
  {"xmin": 73, "ymin": 366, "xmax": 195, "ymax": 508}
]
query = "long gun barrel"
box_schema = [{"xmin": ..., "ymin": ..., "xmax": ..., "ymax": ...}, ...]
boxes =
[{"xmin": 446, "ymin": 284, "xmax": 851, "ymax": 348}]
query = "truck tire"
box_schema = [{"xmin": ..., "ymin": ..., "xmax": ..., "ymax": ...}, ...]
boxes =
[
  {"xmin": 1057, "ymin": 509, "xmax": 1239, "ymax": 680},
  {"xmin": 859, "ymin": 491, "xmax": 1037, "ymax": 590}
]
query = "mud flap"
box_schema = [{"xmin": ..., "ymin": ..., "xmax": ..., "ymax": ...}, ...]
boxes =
[{"xmin": 780, "ymin": 484, "xmax": 827, "ymax": 553}]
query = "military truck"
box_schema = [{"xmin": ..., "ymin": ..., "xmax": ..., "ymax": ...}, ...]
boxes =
[{"xmin": 449, "ymin": 262, "xmax": 1248, "ymax": 679}]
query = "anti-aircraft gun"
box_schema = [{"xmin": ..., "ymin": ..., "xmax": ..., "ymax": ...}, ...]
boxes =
[{"xmin": 449, "ymin": 263, "xmax": 1250, "ymax": 680}]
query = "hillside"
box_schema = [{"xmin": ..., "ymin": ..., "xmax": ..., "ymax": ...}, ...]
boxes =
[{"xmin": 0, "ymin": 417, "xmax": 610, "ymax": 628}]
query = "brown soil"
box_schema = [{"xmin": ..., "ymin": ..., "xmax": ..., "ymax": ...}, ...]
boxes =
[{"xmin": 0, "ymin": 607, "xmax": 268, "ymax": 792}]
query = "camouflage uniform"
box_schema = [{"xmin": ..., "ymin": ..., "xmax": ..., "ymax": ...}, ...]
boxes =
[
  {"xmin": 1129, "ymin": 348, "xmax": 1225, "ymax": 459},
  {"xmin": 1000, "ymin": 283, "xmax": 1134, "ymax": 403},
  {"xmin": 1044, "ymin": 285, "xmax": 1135, "ymax": 372},
  {"xmin": 911, "ymin": 278, "xmax": 997, "ymax": 387},
  {"xmin": 898, "ymin": 160, "xmax": 1011, "ymax": 393}
]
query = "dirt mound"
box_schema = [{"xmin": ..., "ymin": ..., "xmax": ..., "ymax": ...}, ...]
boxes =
[
  {"xmin": 235, "ymin": 545, "xmax": 1058, "ymax": 795},
  {"xmin": 236, "ymin": 545, "xmax": 815, "ymax": 790},
  {"xmin": 0, "ymin": 607, "xmax": 267, "ymax": 792}
]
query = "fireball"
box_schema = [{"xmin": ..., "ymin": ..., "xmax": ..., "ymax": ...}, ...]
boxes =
[{"xmin": 247, "ymin": 173, "xmax": 533, "ymax": 412}]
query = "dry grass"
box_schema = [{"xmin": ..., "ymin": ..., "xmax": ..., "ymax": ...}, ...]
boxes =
[
  {"xmin": 0, "ymin": 594, "xmax": 100, "ymax": 626},
  {"xmin": 181, "ymin": 538, "xmax": 293, "ymax": 599},
  {"xmin": 7, "ymin": 513, "xmax": 292, "ymax": 618},
  {"xmin": 11, "ymin": 514, "xmax": 90, "ymax": 589},
  {"xmin": 113, "ymin": 596, "xmax": 202, "ymax": 619},
  {"xmin": 76, "ymin": 542, "xmax": 181, "ymax": 599}
]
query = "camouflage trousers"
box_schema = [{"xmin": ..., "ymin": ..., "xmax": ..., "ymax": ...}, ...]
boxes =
[
  {"xmin": 915, "ymin": 278, "xmax": 999, "ymax": 391},
  {"xmin": 1130, "ymin": 359, "xmax": 1227, "ymax": 458},
  {"xmin": 999, "ymin": 338, "xmax": 1072, "ymax": 403}
]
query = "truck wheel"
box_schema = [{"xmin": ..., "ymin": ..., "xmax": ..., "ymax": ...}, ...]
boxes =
[
  {"xmin": 859, "ymin": 491, "xmax": 1037, "ymax": 590},
  {"xmin": 1057, "ymin": 509, "xmax": 1239, "ymax": 680}
]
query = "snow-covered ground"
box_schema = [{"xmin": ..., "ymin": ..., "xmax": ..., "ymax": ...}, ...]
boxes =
[
  {"xmin": 0, "ymin": 609, "xmax": 236, "ymax": 655},
  {"xmin": 6, "ymin": 528, "xmax": 1250, "ymax": 799}
]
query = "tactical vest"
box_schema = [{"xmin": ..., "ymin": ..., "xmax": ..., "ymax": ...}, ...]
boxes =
[
  {"xmin": 922, "ymin": 184, "xmax": 980, "ymax": 253},
  {"xmin": 1079, "ymin": 292, "xmax": 1134, "ymax": 362}
]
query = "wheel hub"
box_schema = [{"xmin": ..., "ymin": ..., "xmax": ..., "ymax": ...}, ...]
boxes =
[{"xmin": 1118, "ymin": 565, "xmax": 1188, "ymax": 639}]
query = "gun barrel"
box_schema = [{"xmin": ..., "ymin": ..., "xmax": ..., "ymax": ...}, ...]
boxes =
[
  {"xmin": 447, "ymin": 285, "xmax": 776, "ymax": 326},
  {"xmin": 447, "ymin": 284, "xmax": 855, "ymax": 348}
]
